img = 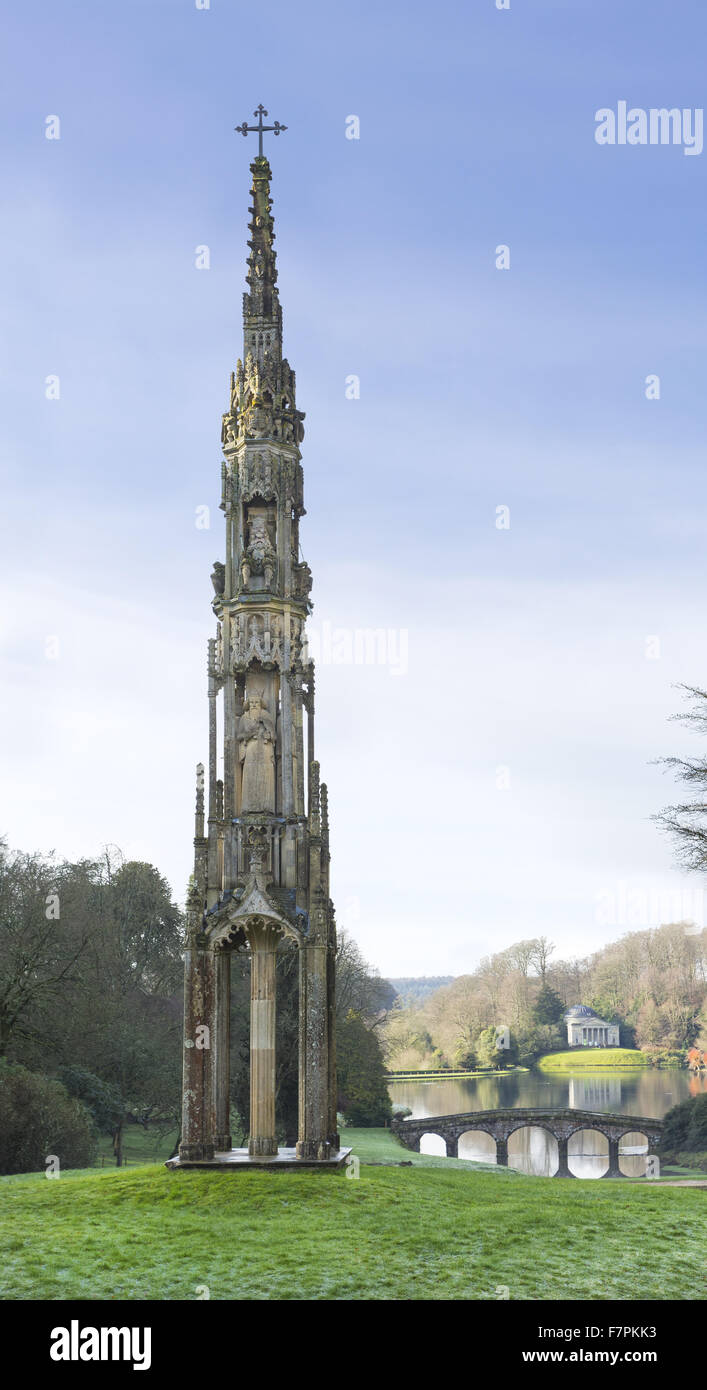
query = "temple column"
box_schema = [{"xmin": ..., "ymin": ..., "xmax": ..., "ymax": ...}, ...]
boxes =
[
  {"xmin": 248, "ymin": 922, "xmax": 278, "ymax": 1157},
  {"xmin": 212, "ymin": 948, "xmax": 232, "ymax": 1151},
  {"xmin": 179, "ymin": 922, "xmax": 216, "ymax": 1163}
]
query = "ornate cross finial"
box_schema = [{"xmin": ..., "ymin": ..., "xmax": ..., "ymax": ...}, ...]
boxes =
[{"xmin": 235, "ymin": 105, "xmax": 288, "ymax": 158}]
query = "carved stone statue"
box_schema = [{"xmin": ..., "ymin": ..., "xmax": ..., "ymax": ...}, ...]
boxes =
[
  {"xmin": 237, "ymin": 694, "xmax": 276, "ymax": 812},
  {"xmin": 210, "ymin": 560, "xmax": 225, "ymax": 596},
  {"xmin": 241, "ymin": 513, "xmax": 276, "ymax": 590}
]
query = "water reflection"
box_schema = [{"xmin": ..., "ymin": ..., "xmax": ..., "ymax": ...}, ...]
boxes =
[
  {"xmin": 618, "ymin": 1131, "xmax": 649, "ymax": 1178},
  {"xmin": 390, "ymin": 1067, "xmax": 696, "ymax": 1179},
  {"xmin": 568, "ymin": 1076, "xmax": 622, "ymax": 1110},
  {"xmin": 508, "ymin": 1126, "xmax": 558, "ymax": 1176},
  {"xmin": 458, "ymin": 1130, "xmax": 496, "ymax": 1163},
  {"xmin": 568, "ymin": 1128, "xmax": 609, "ymax": 1178}
]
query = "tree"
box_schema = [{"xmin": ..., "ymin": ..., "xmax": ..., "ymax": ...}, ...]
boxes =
[
  {"xmin": 0, "ymin": 843, "xmax": 95, "ymax": 1056},
  {"xmin": 56, "ymin": 1067, "xmax": 124, "ymax": 1137},
  {"xmin": 529, "ymin": 937, "xmax": 555, "ymax": 984},
  {"xmin": 3, "ymin": 847, "xmax": 186, "ymax": 1164},
  {"xmin": 337, "ymin": 1010, "xmax": 392, "ymax": 1126},
  {"xmin": 533, "ymin": 985, "xmax": 565, "ymax": 1026},
  {"xmin": 661, "ymin": 1094, "xmax": 707, "ymax": 1155},
  {"xmin": 654, "ymin": 685, "xmax": 707, "ymax": 871},
  {"xmin": 475, "ymin": 1025, "xmax": 502, "ymax": 1069},
  {"xmin": 0, "ymin": 1061, "xmax": 96, "ymax": 1174}
]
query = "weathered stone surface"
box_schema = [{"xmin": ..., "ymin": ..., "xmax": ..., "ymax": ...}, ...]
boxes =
[{"xmin": 177, "ymin": 149, "xmax": 338, "ymax": 1170}]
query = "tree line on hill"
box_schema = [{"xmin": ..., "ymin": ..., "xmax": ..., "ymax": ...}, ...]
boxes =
[
  {"xmin": 0, "ymin": 838, "xmax": 393, "ymax": 1173},
  {"xmin": 384, "ymin": 684, "xmax": 707, "ymax": 1074},
  {"xmin": 383, "ymin": 925, "xmax": 707, "ymax": 1072}
]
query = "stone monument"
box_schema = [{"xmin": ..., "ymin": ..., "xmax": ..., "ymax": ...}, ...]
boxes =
[{"xmin": 168, "ymin": 110, "xmax": 345, "ymax": 1169}]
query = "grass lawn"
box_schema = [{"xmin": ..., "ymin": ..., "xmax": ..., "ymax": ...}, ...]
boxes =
[
  {"xmin": 2, "ymin": 1127, "xmax": 706, "ymax": 1301},
  {"xmin": 537, "ymin": 1048, "xmax": 649, "ymax": 1071}
]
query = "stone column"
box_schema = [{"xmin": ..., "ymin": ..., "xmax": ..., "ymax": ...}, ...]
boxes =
[
  {"xmin": 445, "ymin": 1136, "xmax": 458, "ymax": 1158},
  {"xmin": 212, "ymin": 948, "xmax": 232, "ymax": 1151},
  {"xmin": 179, "ymin": 933, "xmax": 216, "ymax": 1162},
  {"xmin": 297, "ymin": 938, "xmax": 330, "ymax": 1159},
  {"xmin": 293, "ymin": 680, "xmax": 305, "ymax": 816},
  {"xmin": 248, "ymin": 921, "xmax": 278, "ymax": 1157},
  {"xmin": 555, "ymin": 1135, "xmax": 572, "ymax": 1177},
  {"xmin": 326, "ymin": 938, "xmax": 339, "ymax": 1150},
  {"xmin": 496, "ymin": 1136, "xmax": 509, "ymax": 1167},
  {"xmin": 281, "ymin": 641, "xmax": 294, "ymax": 816},
  {"xmin": 206, "ymin": 662, "xmax": 220, "ymax": 907}
]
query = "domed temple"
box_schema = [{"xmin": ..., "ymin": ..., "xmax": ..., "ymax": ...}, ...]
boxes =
[
  {"xmin": 565, "ymin": 1005, "xmax": 620, "ymax": 1049},
  {"xmin": 168, "ymin": 114, "xmax": 346, "ymax": 1169}
]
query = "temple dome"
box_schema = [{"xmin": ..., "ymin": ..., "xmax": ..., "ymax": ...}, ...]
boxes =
[{"xmin": 566, "ymin": 1004, "xmax": 596, "ymax": 1018}]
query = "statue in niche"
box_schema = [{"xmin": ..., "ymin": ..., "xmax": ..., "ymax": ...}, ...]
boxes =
[
  {"xmin": 221, "ymin": 415, "xmax": 236, "ymax": 448},
  {"xmin": 237, "ymin": 694, "xmax": 276, "ymax": 812},
  {"xmin": 241, "ymin": 512, "xmax": 276, "ymax": 590},
  {"xmin": 293, "ymin": 560, "xmax": 312, "ymax": 601},
  {"xmin": 248, "ymin": 401, "xmax": 270, "ymax": 439}
]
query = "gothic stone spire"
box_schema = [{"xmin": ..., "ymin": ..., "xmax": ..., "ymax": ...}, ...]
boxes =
[{"xmin": 177, "ymin": 140, "xmax": 340, "ymax": 1168}]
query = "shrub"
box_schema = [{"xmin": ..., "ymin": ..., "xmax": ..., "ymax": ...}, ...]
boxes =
[
  {"xmin": 687, "ymin": 1094, "xmax": 707, "ymax": 1150},
  {"xmin": 661, "ymin": 1094, "xmax": 707, "ymax": 1156},
  {"xmin": 0, "ymin": 1061, "xmax": 96, "ymax": 1174},
  {"xmin": 56, "ymin": 1067, "xmax": 123, "ymax": 1135},
  {"xmin": 391, "ymin": 1103, "xmax": 412, "ymax": 1122},
  {"xmin": 660, "ymin": 1097, "xmax": 693, "ymax": 1152},
  {"xmin": 642, "ymin": 1048, "xmax": 685, "ymax": 1069}
]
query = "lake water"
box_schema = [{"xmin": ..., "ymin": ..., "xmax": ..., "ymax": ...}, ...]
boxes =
[{"xmin": 388, "ymin": 1068, "xmax": 706, "ymax": 1178}]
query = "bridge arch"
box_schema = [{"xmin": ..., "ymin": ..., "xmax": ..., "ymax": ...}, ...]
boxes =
[
  {"xmin": 391, "ymin": 1108, "xmax": 663, "ymax": 1178},
  {"xmin": 457, "ymin": 1129, "xmax": 497, "ymax": 1163},
  {"xmin": 568, "ymin": 1127, "xmax": 609, "ymax": 1178},
  {"xmin": 618, "ymin": 1130, "xmax": 650, "ymax": 1178},
  {"xmin": 418, "ymin": 1132, "xmax": 448, "ymax": 1158},
  {"xmin": 507, "ymin": 1124, "xmax": 559, "ymax": 1176}
]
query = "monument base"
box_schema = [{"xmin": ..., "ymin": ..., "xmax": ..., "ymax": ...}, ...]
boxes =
[{"xmin": 165, "ymin": 1146, "xmax": 352, "ymax": 1172}]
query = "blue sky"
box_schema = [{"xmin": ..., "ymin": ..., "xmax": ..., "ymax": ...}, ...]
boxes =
[{"xmin": 1, "ymin": 0, "xmax": 707, "ymax": 976}]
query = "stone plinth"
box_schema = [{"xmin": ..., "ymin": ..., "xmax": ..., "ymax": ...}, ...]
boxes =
[{"xmin": 166, "ymin": 1146, "xmax": 352, "ymax": 1172}]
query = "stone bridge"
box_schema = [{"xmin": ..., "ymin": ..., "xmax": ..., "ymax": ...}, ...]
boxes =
[{"xmin": 392, "ymin": 1108, "xmax": 664, "ymax": 1178}]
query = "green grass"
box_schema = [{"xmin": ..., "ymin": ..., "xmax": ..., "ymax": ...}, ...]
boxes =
[
  {"xmin": 537, "ymin": 1048, "xmax": 649, "ymax": 1071},
  {"xmin": 345, "ymin": 1126, "xmax": 512, "ymax": 1172},
  {"xmin": 2, "ymin": 1127, "xmax": 706, "ymax": 1301},
  {"xmin": 94, "ymin": 1126, "xmax": 179, "ymax": 1168}
]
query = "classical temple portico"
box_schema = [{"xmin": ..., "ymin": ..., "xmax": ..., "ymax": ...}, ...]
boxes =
[
  {"xmin": 565, "ymin": 1004, "xmax": 620, "ymax": 1048},
  {"xmin": 168, "ymin": 113, "xmax": 347, "ymax": 1171}
]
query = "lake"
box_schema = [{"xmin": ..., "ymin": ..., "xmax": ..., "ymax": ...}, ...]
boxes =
[{"xmin": 388, "ymin": 1068, "xmax": 706, "ymax": 1177}]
